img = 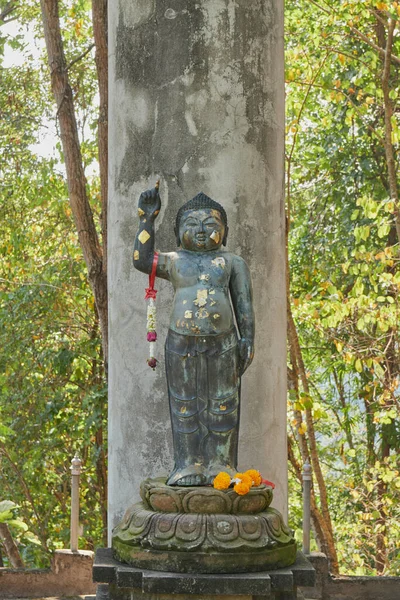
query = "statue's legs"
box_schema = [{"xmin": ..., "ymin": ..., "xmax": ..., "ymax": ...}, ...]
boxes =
[{"xmin": 165, "ymin": 329, "xmax": 240, "ymax": 486}]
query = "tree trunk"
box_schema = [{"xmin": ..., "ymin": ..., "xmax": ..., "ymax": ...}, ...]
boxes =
[
  {"xmin": 95, "ymin": 425, "xmax": 108, "ymax": 545},
  {"xmin": 0, "ymin": 523, "xmax": 24, "ymax": 568},
  {"xmin": 92, "ymin": 0, "xmax": 109, "ymax": 375},
  {"xmin": 92, "ymin": 0, "xmax": 108, "ymax": 271},
  {"xmin": 40, "ymin": 0, "xmax": 108, "ymax": 370},
  {"xmin": 287, "ymin": 304, "xmax": 339, "ymax": 574},
  {"xmin": 286, "ymin": 230, "xmax": 339, "ymax": 574},
  {"xmin": 381, "ymin": 18, "xmax": 400, "ymax": 244}
]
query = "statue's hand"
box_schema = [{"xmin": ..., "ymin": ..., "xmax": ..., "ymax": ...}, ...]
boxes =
[
  {"xmin": 138, "ymin": 186, "xmax": 161, "ymax": 222},
  {"xmin": 238, "ymin": 338, "xmax": 254, "ymax": 376}
]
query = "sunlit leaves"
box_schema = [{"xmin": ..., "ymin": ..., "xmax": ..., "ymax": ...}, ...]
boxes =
[
  {"xmin": 286, "ymin": 0, "xmax": 400, "ymax": 576},
  {"xmin": 0, "ymin": 0, "xmax": 105, "ymax": 568}
]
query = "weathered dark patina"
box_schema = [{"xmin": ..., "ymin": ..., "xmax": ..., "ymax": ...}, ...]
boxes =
[{"xmin": 133, "ymin": 186, "xmax": 255, "ymax": 486}]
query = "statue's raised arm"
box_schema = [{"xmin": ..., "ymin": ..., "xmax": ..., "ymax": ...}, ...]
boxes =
[{"xmin": 133, "ymin": 184, "xmax": 171, "ymax": 281}]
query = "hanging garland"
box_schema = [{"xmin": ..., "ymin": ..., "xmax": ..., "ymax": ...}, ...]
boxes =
[{"xmin": 145, "ymin": 252, "xmax": 159, "ymax": 370}]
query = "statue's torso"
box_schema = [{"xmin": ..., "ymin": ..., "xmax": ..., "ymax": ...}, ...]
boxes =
[{"xmin": 169, "ymin": 250, "xmax": 235, "ymax": 336}]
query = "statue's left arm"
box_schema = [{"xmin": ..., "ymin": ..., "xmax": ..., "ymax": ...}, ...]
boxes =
[{"xmin": 229, "ymin": 256, "xmax": 255, "ymax": 375}]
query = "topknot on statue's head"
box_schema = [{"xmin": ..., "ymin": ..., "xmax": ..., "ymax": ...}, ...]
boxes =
[{"xmin": 175, "ymin": 192, "xmax": 228, "ymax": 246}]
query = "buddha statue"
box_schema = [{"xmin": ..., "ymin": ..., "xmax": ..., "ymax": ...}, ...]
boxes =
[{"xmin": 133, "ymin": 185, "xmax": 255, "ymax": 486}]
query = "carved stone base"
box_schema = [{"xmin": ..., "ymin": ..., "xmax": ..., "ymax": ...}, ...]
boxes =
[{"xmin": 112, "ymin": 479, "xmax": 297, "ymax": 574}]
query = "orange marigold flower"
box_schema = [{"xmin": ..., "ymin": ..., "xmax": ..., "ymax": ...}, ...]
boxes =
[
  {"xmin": 245, "ymin": 469, "xmax": 262, "ymax": 487},
  {"xmin": 234, "ymin": 481, "xmax": 251, "ymax": 495},
  {"xmin": 213, "ymin": 471, "xmax": 232, "ymax": 490},
  {"xmin": 234, "ymin": 472, "xmax": 252, "ymax": 487}
]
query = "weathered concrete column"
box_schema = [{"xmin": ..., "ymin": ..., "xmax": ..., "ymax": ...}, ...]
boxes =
[{"xmin": 108, "ymin": 0, "xmax": 286, "ymax": 539}]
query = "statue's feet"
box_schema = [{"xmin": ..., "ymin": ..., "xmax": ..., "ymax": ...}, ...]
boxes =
[{"xmin": 175, "ymin": 474, "xmax": 206, "ymax": 486}]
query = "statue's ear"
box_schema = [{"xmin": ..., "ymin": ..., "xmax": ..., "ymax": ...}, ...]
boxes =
[
  {"xmin": 222, "ymin": 226, "xmax": 229, "ymax": 246},
  {"xmin": 174, "ymin": 225, "xmax": 181, "ymax": 246}
]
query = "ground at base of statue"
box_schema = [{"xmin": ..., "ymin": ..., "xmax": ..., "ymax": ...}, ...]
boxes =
[{"xmin": 93, "ymin": 548, "xmax": 315, "ymax": 600}]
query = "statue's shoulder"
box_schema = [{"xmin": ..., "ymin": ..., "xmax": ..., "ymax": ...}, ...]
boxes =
[
  {"xmin": 229, "ymin": 253, "xmax": 251, "ymax": 277},
  {"xmin": 228, "ymin": 253, "xmax": 248, "ymax": 266}
]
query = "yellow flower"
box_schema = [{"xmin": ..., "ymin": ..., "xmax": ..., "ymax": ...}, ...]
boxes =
[
  {"xmin": 246, "ymin": 469, "xmax": 262, "ymax": 487},
  {"xmin": 213, "ymin": 471, "xmax": 231, "ymax": 490},
  {"xmin": 233, "ymin": 472, "xmax": 252, "ymax": 487},
  {"xmin": 234, "ymin": 481, "xmax": 251, "ymax": 495}
]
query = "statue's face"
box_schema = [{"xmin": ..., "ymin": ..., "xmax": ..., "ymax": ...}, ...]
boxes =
[{"xmin": 179, "ymin": 208, "xmax": 225, "ymax": 251}]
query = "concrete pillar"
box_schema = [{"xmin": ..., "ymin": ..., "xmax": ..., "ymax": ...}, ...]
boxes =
[{"xmin": 108, "ymin": 0, "xmax": 286, "ymax": 539}]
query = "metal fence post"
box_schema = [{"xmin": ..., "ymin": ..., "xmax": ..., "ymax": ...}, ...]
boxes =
[
  {"xmin": 70, "ymin": 454, "xmax": 82, "ymax": 552},
  {"xmin": 302, "ymin": 459, "xmax": 312, "ymax": 554}
]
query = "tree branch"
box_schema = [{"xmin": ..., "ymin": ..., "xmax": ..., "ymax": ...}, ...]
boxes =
[
  {"xmin": 381, "ymin": 18, "xmax": 400, "ymax": 244},
  {"xmin": 0, "ymin": 1, "xmax": 18, "ymax": 23},
  {"xmin": 66, "ymin": 43, "xmax": 95, "ymax": 71},
  {"xmin": 352, "ymin": 25, "xmax": 400, "ymax": 67},
  {"xmin": 308, "ymin": 0, "xmax": 400, "ymax": 66},
  {"xmin": 0, "ymin": 524, "xmax": 24, "ymax": 568},
  {"xmin": 286, "ymin": 51, "xmax": 331, "ymax": 228}
]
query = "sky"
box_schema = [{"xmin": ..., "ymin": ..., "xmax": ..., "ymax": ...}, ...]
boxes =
[
  {"xmin": 2, "ymin": 14, "xmax": 98, "ymax": 178},
  {"xmin": 3, "ymin": 17, "xmax": 60, "ymax": 163}
]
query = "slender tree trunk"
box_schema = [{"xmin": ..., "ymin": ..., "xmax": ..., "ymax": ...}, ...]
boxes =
[
  {"xmin": 373, "ymin": 16, "xmax": 399, "ymax": 573},
  {"xmin": 92, "ymin": 0, "xmax": 108, "ymax": 271},
  {"xmin": 40, "ymin": 0, "xmax": 108, "ymax": 369},
  {"xmin": 288, "ymin": 305, "xmax": 338, "ymax": 573},
  {"xmin": 0, "ymin": 524, "xmax": 24, "ymax": 568},
  {"xmin": 95, "ymin": 425, "xmax": 108, "ymax": 545},
  {"xmin": 381, "ymin": 18, "xmax": 400, "ymax": 244},
  {"xmin": 286, "ymin": 230, "xmax": 339, "ymax": 573},
  {"xmin": 88, "ymin": 311, "xmax": 108, "ymax": 544}
]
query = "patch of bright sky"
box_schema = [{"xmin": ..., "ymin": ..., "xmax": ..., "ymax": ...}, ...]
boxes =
[
  {"xmin": 3, "ymin": 17, "xmax": 98, "ymax": 178},
  {"xmin": 3, "ymin": 18, "xmax": 61, "ymax": 166}
]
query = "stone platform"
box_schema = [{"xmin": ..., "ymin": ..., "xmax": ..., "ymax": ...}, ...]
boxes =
[
  {"xmin": 93, "ymin": 548, "xmax": 315, "ymax": 599},
  {"xmin": 112, "ymin": 479, "xmax": 296, "ymax": 573}
]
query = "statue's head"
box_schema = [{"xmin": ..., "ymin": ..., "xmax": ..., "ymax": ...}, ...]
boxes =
[{"xmin": 175, "ymin": 193, "xmax": 228, "ymax": 251}]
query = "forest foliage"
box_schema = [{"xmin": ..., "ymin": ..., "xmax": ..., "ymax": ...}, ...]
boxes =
[{"xmin": 0, "ymin": 0, "xmax": 399, "ymax": 576}]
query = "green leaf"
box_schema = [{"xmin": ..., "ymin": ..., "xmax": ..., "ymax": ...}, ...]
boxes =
[
  {"xmin": 7, "ymin": 519, "xmax": 28, "ymax": 532},
  {"xmin": 0, "ymin": 501, "xmax": 18, "ymax": 514}
]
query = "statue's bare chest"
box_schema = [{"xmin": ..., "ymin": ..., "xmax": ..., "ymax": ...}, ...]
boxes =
[{"xmin": 171, "ymin": 253, "xmax": 231, "ymax": 289}]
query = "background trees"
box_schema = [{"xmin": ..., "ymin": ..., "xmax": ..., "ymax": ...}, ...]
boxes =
[
  {"xmin": 286, "ymin": 0, "xmax": 400, "ymax": 575},
  {"xmin": 0, "ymin": 0, "xmax": 399, "ymax": 575},
  {"xmin": 0, "ymin": 0, "xmax": 107, "ymax": 565}
]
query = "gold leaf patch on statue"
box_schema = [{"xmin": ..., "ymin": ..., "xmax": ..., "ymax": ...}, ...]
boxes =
[
  {"xmin": 138, "ymin": 208, "xmax": 145, "ymax": 217},
  {"xmin": 196, "ymin": 308, "xmax": 209, "ymax": 319},
  {"xmin": 199, "ymin": 274, "xmax": 210, "ymax": 281},
  {"xmin": 138, "ymin": 230, "xmax": 151, "ymax": 244},
  {"xmin": 184, "ymin": 310, "xmax": 193, "ymax": 319},
  {"xmin": 210, "ymin": 230, "xmax": 220, "ymax": 244},
  {"xmin": 212, "ymin": 257, "xmax": 225, "ymax": 268},
  {"xmin": 194, "ymin": 289, "xmax": 208, "ymax": 307},
  {"xmin": 134, "ymin": 250, "xmax": 139, "ymax": 261}
]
